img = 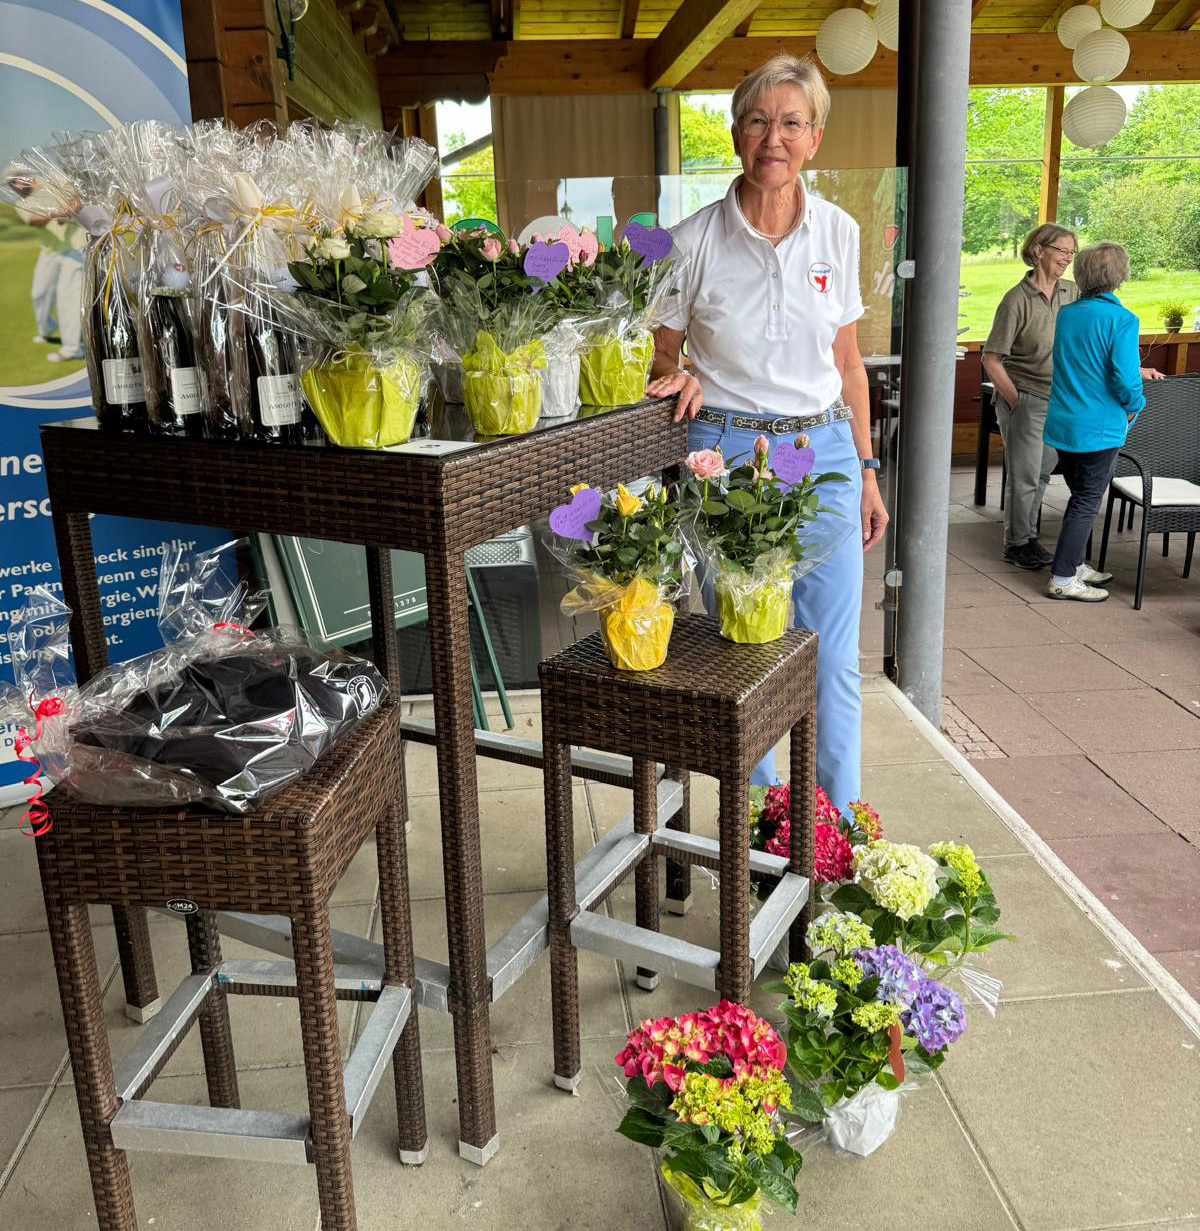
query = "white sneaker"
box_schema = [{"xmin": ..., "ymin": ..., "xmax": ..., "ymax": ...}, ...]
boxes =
[
  {"xmin": 32, "ymin": 333, "xmax": 49, "ymax": 345},
  {"xmin": 46, "ymin": 349, "xmax": 83, "ymax": 363},
  {"xmin": 1047, "ymin": 577, "xmax": 1108, "ymax": 602},
  {"xmin": 1078, "ymin": 565, "xmax": 1113, "ymax": 585}
]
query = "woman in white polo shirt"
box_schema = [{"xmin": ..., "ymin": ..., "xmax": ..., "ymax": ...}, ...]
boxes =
[{"xmin": 646, "ymin": 53, "xmax": 885, "ymax": 814}]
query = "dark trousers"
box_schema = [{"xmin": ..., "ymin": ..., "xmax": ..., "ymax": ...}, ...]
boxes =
[{"xmin": 1051, "ymin": 446, "xmax": 1120, "ymax": 578}]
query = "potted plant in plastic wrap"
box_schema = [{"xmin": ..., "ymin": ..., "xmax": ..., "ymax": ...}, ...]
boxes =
[
  {"xmin": 274, "ymin": 126, "xmax": 443, "ymax": 448},
  {"xmin": 614, "ymin": 1002, "xmax": 803, "ymax": 1230},
  {"xmin": 547, "ymin": 480, "xmax": 686, "ymax": 671},
  {"xmin": 559, "ymin": 222, "xmax": 682, "ymax": 408},
  {"xmin": 680, "ymin": 435, "xmax": 848, "ymax": 643}
]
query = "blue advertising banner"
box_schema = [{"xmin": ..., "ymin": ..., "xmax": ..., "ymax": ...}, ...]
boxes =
[{"xmin": 0, "ymin": 0, "xmax": 227, "ymax": 792}]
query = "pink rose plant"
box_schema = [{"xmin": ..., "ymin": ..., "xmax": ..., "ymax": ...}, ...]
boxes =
[
  {"xmin": 685, "ymin": 448, "xmax": 727, "ymax": 481},
  {"xmin": 480, "ymin": 237, "xmax": 502, "ymax": 261}
]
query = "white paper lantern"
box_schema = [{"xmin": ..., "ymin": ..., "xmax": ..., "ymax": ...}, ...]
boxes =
[
  {"xmin": 1062, "ymin": 86, "xmax": 1127, "ymax": 148},
  {"xmin": 815, "ymin": 9, "xmax": 878, "ymax": 76},
  {"xmin": 1099, "ymin": 0, "xmax": 1154, "ymax": 29},
  {"xmin": 874, "ymin": 0, "xmax": 900, "ymax": 53},
  {"xmin": 1057, "ymin": 5, "xmax": 1101, "ymax": 49},
  {"xmin": 1073, "ymin": 28, "xmax": 1130, "ymax": 83}
]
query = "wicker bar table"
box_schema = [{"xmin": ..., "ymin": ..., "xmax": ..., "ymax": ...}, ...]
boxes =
[
  {"xmin": 538, "ymin": 616, "xmax": 819, "ymax": 1092},
  {"xmin": 40, "ymin": 397, "xmax": 688, "ymax": 1165}
]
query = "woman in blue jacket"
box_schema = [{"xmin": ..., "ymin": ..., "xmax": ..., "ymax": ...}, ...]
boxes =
[{"xmin": 1043, "ymin": 242, "xmax": 1146, "ymax": 602}]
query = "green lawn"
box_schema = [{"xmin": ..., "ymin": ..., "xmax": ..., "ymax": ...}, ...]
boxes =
[
  {"xmin": 0, "ymin": 213, "xmax": 87, "ymax": 388},
  {"xmin": 958, "ymin": 254, "xmax": 1200, "ymax": 342}
]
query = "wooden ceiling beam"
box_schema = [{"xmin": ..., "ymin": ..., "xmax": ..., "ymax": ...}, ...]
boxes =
[
  {"xmin": 377, "ymin": 31, "xmax": 1200, "ymax": 106},
  {"xmin": 971, "ymin": 1, "xmax": 990, "ymax": 19},
  {"xmin": 1154, "ymin": 1, "xmax": 1200, "ymax": 30},
  {"xmin": 734, "ymin": 6, "xmax": 758, "ymax": 37},
  {"xmin": 620, "ymin": 0, "xmax": 641, "ymax": 39},
  {"xmin": 645, "ymin": 0, "xmax": 764, "ymax": 89}
]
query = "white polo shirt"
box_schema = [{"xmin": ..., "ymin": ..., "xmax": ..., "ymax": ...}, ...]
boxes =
[{"xmin": 662, "ymin": 179, "xmax": 864, "ymax": 418}]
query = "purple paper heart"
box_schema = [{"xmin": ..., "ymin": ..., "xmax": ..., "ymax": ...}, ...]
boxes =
[
  {"xmin": 624, "ymin": 222, "xmax": 673, "ymax": 263},
  {"xmin": 771, "ymin": 441, "xmax": 816, "ymax": 488},
  {"xmin": 524, "ymin": 240, "xmax": 570, "ymax": 284},
  {"xmin": 549, "ymin": 487, "xmax": 602, "ymax": 542}
]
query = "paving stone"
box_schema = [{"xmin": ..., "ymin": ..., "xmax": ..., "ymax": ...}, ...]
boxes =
[
  {"xmin": 940, "ymin": 992, "xmax": 1200, "ymax": 1231},
  {"xmin": 1035, "ymin": 597, "xmax": 1197, "ymax": 645},
  {"xmin": 965, "ymin": 643, "xmax": 1145, "ymax": 694},
  {"xmin": 940, "ymin": 648, "xmax": 1013, "ymax": 698},
  {"xmin": 0, "ymin": 1084, "xmax": 46, "ymax": 1177},
  {"xmin": 943, "ymin": 605, "xmax": 1071, "ymax": 650},
  {"xmin": 951, "ymin": 692, "xmax": 1080, "ymax": 758},
  {"xmin": 943, "ymin": 572, "xmax": 1028, "ymax": 609},
  {"xmin": 1091, "ymin": 637, "xmax": 1200, "ymax": 709},
  {"xmin": 974, "ymin": 754, "xmax": 1166, "ymax": 841},
  {"xmin": 1159, "ymin": 950, "xmax": 1200, "ymax": 1004},
  {"xmin": 1024, "ymin": 688, "xmax": 1200, "ymax": 755},
  {"xmin": 1088, "ymin": 749, "xmax": 1200, "ymax": 840},
  {"xmin": 861, "ymin": 691, "xmax": 941, "ymax": 765},
  {"xmin": 1050, "ymin": 831, "xmax": 1200, "ymax": 953}
]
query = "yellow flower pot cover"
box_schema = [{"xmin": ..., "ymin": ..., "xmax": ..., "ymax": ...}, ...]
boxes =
[
  {"xmin": 714, "ymin": 574, "xmax": 792, "ymax": 644},
  {"xmin": 301, "ymin": 353, "xmax": 420, "ymax": 449},
  {"xmin": 462, "ymin": 330, "xmax": 546, "ymax": 436},
  {"xmin": 579, "ymin": 330, "xmax": 654, "ymax": 407},
  {"xmin": 598, "ymin": 577, "xmax": 674, "ymax": 671},
  {"xmin": 660, "ymin": 1161, "xmax": 763, "ymax": 1231}
]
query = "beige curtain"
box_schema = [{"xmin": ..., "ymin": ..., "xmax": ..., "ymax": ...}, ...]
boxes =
[
  {"xmin": 491, "ymin": 94, "xmax": 658, "ymax": 234},
  {"xmin": 811, "ymin": 89, "xmax": 898, "ymax": 170}
]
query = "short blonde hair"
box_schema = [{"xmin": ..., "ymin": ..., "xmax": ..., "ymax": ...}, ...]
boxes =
[
  {"xmin": 1020, "ymin": 223, "xmax": 1077, "ymax": 268},
  {"xmin": 731, "ymin": 54, "xmax": 831, "ymax": 130},
  {"xmin": 1073, "ymin": 242, "xmax": 1130, "ymax": 296}
]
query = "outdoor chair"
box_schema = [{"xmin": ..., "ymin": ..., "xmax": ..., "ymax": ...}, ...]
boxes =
[
  {"xmin": 538, "ymin": 615, "xmax": 818, "ymax": 1092},
  {"xmin": 1098, "ymin": 374, "xmax": 1200, "ymax": 609}
]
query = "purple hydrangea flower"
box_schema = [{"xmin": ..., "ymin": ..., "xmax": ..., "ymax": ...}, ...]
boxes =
[
  {"xmin": 854, "ymin": 945, "xmax": 923, "ymax": 1008},
  {"xmin": 904, "ymin": 978, "xmax": 967, "ymax": 1054}
]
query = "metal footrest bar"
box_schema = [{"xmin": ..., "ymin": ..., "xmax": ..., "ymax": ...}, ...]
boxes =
[
  {"xmin": 216, "ymin": 958, "xmax": 383, "ymax": 998},
  {"xmin": 748, "ymin": 873, "xmax": 810, "ymax": 978},
  {"xmin": 649, "ymin": 827, "xmax": 789, "ymax": 878},
  {"xmin": 344, "ymin": 985, "xmax": 412, "ymax": 1136},
  {"xmin": 114, "ymin": 972, "xmax": 212, "ymax": 1102},
  {"xmin": 570, "ymin": 910, "xmax": 719, "ymax": 989},
  {"xmin": 110, "ymin": 1100, "xmax": 311, "ymax": 1165}
]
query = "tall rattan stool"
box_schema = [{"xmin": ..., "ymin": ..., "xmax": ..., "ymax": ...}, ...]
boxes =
[
  {"xmin": 35, "ymin": 703, "xmax": 424, "ymax": 1231},
  {"xmin": 539, "ymin": 615, "xmax": 818, "ymax": 1090}
]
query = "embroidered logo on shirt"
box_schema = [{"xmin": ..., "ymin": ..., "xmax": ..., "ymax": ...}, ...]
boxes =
[{"xmin": 807, "ymin": 261, "xmax": 834, "ymax": 293}]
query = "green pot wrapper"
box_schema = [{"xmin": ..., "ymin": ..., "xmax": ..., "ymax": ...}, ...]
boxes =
[
  {"xmin": 579, "ymin": 330, "xmax": 654, "ymax": 407},
  {"xmin": 715, "ymin": 572, "xmax": 792, "ymax": 644},
  {"xmin": 462, "ymin": 330, "xmax": 546, "ymax": 436},
  {"xmin": 659, "ymin": 1162, "xmax": 764, "ymax": 1231},
  {"xmin": 301, "ymin": 353, "xmax": 420, "ymax": 449}
]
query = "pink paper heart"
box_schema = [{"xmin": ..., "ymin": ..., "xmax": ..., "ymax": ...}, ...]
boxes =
[
  {"xmin": 387, "ymin": 218, "xmax": 441, "ymax": 270},
  {"xmin": 524, "ymin": 240, "xmax": 570, "ymax": 284},
  {"xmin": 556, "ymin": 224, "xmax": 583, "ymax": 264},
  {"xmin": 549, "ymin": 487, "xmax": 602, "ymax": 542},
  {"xmin": 623, "ymin": 222, "xmax": 673, "ymax": 263},
  {"xmin": 771, "ymin": 440, "xmax": 816, "ymax": 488}
]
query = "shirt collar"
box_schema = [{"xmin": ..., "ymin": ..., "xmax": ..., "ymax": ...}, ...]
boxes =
[
  {"xmin": 722, "ymin": 176, "xmax": 813, "ymax": 241},
  {"xmin": 1019, "ymin": 272, "xmax": 1072, "ymax": 301}
]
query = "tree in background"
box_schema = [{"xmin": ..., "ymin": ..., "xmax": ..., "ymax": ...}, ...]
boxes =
[
  {"xmin": 962, "ymin": 88, "xmax": 1044, "ymax": 256},
  {"xmin": 441, "ymin": 129, "xmax": 498, "ymax": 226},
  {"xmin": 680, "ymin": 97, "xmax": 736, "ymax": 169}
]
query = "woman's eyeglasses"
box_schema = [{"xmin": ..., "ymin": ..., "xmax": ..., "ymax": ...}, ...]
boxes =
[
  {"xmin": 741, "ymin": 115, "xmax": 812, "ymax": 141},
  {"xmin": 1044, "ymin": 243, "xmax": 1076, "ymax": 259}
]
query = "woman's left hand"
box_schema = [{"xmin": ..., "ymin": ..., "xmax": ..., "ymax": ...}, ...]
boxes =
[
  {"xmin": 861, "ymin": 475, "xmax": 889, "ymax": 551},
  {"xmin": 1140, "ymin": 367, "xmax": 1166, "ymax": 380}
]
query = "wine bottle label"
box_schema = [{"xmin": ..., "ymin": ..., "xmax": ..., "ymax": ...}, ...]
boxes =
[
  {"xmin": 169, "ymin": 367, "xmax": 203, "ymax": 416},
  {"xmin": 102, "ymin": 357, "xmax": 145, "ymax": 404},
  {"xmin": 258, "ymin": 374, "xmax": 302, "ymax": 426}
]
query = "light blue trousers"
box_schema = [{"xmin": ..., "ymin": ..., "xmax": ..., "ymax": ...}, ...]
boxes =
[{"xmin": 688, "ymin": 411, "xmax": 864, "ymax": 813}]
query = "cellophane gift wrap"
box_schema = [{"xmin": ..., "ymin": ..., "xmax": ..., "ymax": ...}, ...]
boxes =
[
  {"xmin": 713, "ymin": 549, "xmax": 794, "ymax": 645},
  {"xmin": 301, "ymin": 348, "xmax": 422, "ymax": 447},
  {"xmin": 579, "ymin": 324, "xmax": 655, "ymax": 407},
  {"xmin": 539, "ymin": 320, "xmax": 583, "ymax": 419},
  {"xmin": 659, "ymin": 1163, "xmax": 764, "ymax": 1231},
  {"xmin": 566, "ymin": 575, "xmax": 676, "ymax": 672},
  {"xmin": 0, "ymin": 541, "xmax": 386, "ymax": 814},
  {"xmin": 461, "ymin": 329, "xmax": 546, "ymax": 435}
]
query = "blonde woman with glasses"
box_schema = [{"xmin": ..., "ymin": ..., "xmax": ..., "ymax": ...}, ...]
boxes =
[{"xmin": 645, "ymin": 53, "xmax": 882, "ymax": 816}]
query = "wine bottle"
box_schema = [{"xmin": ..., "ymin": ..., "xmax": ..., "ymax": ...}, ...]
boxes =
[
  {"xmin": 144, "ymin": 271, "xmax": 205, "ymax": 438},
  {"xmin": 246, "ymin": 303, "xmax": 304, "ymax": 445},
  {"xmin": 88, "ymin": 251, "xmax": 149, "ymax": 435}
]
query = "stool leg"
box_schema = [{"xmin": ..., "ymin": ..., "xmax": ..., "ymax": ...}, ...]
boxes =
[
  {"xmin": 663, "ymin": 764, "xmax": 692, "ymax": 916},
  {"xmin": 632, "ymin": 758, "xmax": 660, "ymax": 992},
  {"xmin": 545, "ymin": 739, "xmax": 581, "ymax": 1090},
  {"xmin": 376, "ymin": 780, "xmax": 428, "ymax": 1163},
  {"xmin": 292, "ymin": 911, "xmax": 356, "ymax": 1231},
  {"xmin": 43, "ymin": 897, "xmax": 137, "ymax": 1230},
  {"xmin": 789, "ymin": 714, "xmax": 818, "ymax": 967},
  {"xmin": 112, "ymin": 906, "xmax": 160, "ymax": 1023},
  {"xmin": 717, "ymin": 766, "xmax": 751, "ymax": 1006},
  {"xmin": 185, "ymin": 912, "xmax": 240, "ymax": 1109}
]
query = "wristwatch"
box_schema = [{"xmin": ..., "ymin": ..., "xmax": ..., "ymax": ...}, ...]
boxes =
[{"xmin": 860, "ymin": 458, "xmax": 881, "ymax": 471}]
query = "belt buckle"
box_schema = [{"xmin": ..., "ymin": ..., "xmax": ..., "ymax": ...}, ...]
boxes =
[{"xmin": 770, "ymin": 417, "xmax": 793, "ymax": 436}]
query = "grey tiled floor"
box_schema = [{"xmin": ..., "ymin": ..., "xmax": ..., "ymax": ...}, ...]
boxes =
[{"xmin": 2, "ymin": 681, "xmax": 1198, "ymax": 1230}]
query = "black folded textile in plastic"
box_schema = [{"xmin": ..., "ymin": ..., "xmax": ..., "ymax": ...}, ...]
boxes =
[{"xmin": 72, "ymin": 640, "xmax": 387, "ymax": 813}]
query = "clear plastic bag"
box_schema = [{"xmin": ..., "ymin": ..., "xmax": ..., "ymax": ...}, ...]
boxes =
[
  {"xmin": 2, "ymin": 541, "xmax": 387, "ymax": 815},
  {"xmin": 712, "ymin": 549, "xmax": 794, "ymax": 645},
  {"xmin": 539, "ymin": 320, "xmax": 583, "ymax": 419},
  {"xmin": 822, "ymin": 1083, "xmax": 903, "ymax": 1156}
]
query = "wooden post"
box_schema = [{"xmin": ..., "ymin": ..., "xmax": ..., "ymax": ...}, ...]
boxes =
[
  {"xmin": 1038, "ymin": 85, "xmax": 1064, "ymax": 225},
  {"xmin": 418, "ymin": 104, "xmax": 444, "ymax": 222},
  {"xmin": 180, "ymin": 0, "xmax": 287, "ymax": 127}
]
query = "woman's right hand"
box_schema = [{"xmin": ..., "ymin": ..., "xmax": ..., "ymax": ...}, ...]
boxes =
[{"xmin": 646, "ymin": 368, "xmax": 704, "ymax": 423}]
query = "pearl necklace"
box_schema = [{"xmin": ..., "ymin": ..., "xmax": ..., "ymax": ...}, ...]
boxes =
[{"xmin": 737, "ymin": 184, "xmax": 801, "ymax": 240}]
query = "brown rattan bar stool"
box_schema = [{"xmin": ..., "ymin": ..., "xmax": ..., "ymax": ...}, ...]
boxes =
[
  {"xmin": 35, "ymin": 703, "xmax": 424, "ymax": 1231},
  {"xmin": 540, "ymin": 614, "xmax": 818, "ymax": 1090}
]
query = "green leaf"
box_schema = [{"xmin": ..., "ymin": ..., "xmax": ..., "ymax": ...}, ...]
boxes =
[
  {"xmin": 748, "ymin": 1157, "xmax": 799, "ymax": 1213},
  {"xmin": 701, "ymin": 499, "xmax": 729, "ymax": 516},
  {"xmin": 616, "ymin": 1107, "xmax": 666, "ymax": 1148},
  {"xmin": 625, "ymin": 1075, "xmax": 672, "ymax": 1113},
  {"xmin": 786, "ymin": 1082, "xmax": 826, "ymax": 1123}
]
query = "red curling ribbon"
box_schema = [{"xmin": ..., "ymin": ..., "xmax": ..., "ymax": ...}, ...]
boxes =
[
  {"xmin": 14, "ymin": 696, "xmax": 66, "ymax": 838},
  {"xmin": 212, "ymin": 622, "xmax": 252, "ymax": 635}
]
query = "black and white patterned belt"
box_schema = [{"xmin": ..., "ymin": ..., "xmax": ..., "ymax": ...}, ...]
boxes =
[{"xmin": 695, "ymin": 398, "xmax": 854, "ymax": 435}]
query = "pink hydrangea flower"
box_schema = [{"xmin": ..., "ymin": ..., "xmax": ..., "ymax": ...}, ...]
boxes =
[{"xmin": 815, "ymin": 821, "xmax": 854, "ymax": 883}]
